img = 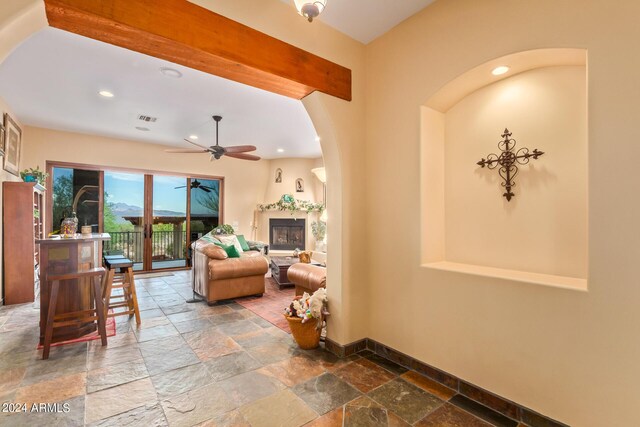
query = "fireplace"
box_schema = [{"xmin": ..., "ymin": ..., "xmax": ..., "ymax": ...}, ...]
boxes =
[{"xmin": 269, "ymin": 218, "xmax": 306, "ymax": 250}]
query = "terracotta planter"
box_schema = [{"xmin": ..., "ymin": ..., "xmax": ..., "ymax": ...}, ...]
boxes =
[{"xmin": 284, "ymin": 315, "xmax": 321, "ymax": 349}]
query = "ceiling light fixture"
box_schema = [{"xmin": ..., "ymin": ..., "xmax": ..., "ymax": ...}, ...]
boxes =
[
  {"xmin": 189, "ymin": 135, "xmax": 198, "ymax": 140},
  {"xmin": 135, "ymin": 126, "xmax": 150, "ymax": 131},
  {"xmin": 99, "ymin": 90, "xmax": 114, "ymax": 98},
  {"xmin": 315, "ymin": 136, "xmax": 321, "ymax": 142},
  {"xmin": 277, "ymin": 148, "xmax": 285, "ymax": 153},
  {"xmin": 160, "ymin": 67, "xmax": 183, "ymax": 78},
  {"xmin": 293, "ymin": 0, "xmax": 327, "ymax": 22},
  {"xmin": 491, "ymin": 66, "xmax": 510, "ymax": 76}
]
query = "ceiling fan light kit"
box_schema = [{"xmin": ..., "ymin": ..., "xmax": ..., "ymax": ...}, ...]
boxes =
[
  {"xmin": 294, "ymin": 0, "xmax": 327, "ymax": 22},
  {"xmin": 165, "ymin": 115, "xmax": 260, "ymax": 162}
]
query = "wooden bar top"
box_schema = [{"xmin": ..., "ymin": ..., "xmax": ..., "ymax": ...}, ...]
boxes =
[{"xmin": 36, "ymin": 233, "xmax": 111, "ymax": 245}]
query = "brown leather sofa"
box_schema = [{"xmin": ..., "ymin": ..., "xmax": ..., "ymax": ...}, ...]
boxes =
[
  {"xmin": 287, "ymin": 263, "xmax": 327, "ymax": 296},
  {"xmin": 192, "ymin": 240, "xmax": 268, "ymax": 304}
]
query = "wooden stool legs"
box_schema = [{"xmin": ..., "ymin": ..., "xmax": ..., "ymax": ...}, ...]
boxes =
[
  {"xmin": 43, "ymin": 280, "xmax": 60, "ymax": 360},
  {"xmin": 93, "ymin": 278, "xmax": 108, "ymax": 347},
  {"xmin": 42, "ymin": 268, "xmax": 108, "ymax": 360},
  {"xmin": 103, "ymin": 266, "xmax": 141, "ymax": 325},
  {"xmin": 127, "ymin": 267, "xmax": 142, "ymax": 325}
]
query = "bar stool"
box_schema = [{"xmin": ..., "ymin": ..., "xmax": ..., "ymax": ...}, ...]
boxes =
[
  {"xmin": 43, "ymin": 267, "xmax": 107, "ymax": 360},
  {"xmin": 103, "ymin": 256, "xmax": 141, "ymax": 325}
]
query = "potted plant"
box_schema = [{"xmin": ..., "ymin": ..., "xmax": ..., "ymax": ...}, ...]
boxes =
[
  {"xmin": 284, "ymin": 288, "xmax": 329, "ymax": 349},
  {"xmin": 20, "ymin": 166, "xmax": 49, "ymax": 187}
]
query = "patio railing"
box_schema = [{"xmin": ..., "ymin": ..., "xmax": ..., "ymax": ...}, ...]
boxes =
[{"xmin": 103, "ymin": 230, "xmax": 187, "ymax": 263}]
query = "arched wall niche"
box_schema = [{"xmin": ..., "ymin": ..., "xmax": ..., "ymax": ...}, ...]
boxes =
[{"xmin": 420, "ymin": 48, "xmax": 588, "ymax": 290}]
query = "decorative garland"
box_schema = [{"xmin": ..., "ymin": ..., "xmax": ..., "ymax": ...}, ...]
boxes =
[{"xmin": 257, "ymin": 194, "xmax": 324, "ymax": 215}]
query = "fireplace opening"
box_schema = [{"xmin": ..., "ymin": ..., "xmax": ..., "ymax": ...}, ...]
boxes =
[{"xmin": 269, "ymin": 218, "xmax": 305, "ymax": 250}]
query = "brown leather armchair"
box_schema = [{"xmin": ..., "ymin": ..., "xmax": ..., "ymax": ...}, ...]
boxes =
[
  {"xmin": 287, "ymin": 263, "xmax": 326, "ymax": 296},
  {"xmin": 192, "ymin": 241, "xmax": 268, "ymax": 304}
]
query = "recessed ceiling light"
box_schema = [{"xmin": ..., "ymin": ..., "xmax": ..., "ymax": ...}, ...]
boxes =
[
  {"xmin": 277, "ymin": 148, "xmax": 285, "ymax": 153},
  {"xmin": 99, "ymin": 90, "xmax": 114, "ymax": 98},
  {"xmin": 189, "ymin": 135, "xmax": 198, "ymax": 140},
  {"xmin": 135, "ymin": 126, "xmax": 150, "ymax": 131},
  {"xmin": 491, "ymin": 66, "xmax": 510, "ymax": 76},
  {"xmin": 315, "ymin": 136, "xmax": 321, "ymax": 142},
  {"xmin": 160, "ymin": 67, "xmax": 183, "ymax": 78}
]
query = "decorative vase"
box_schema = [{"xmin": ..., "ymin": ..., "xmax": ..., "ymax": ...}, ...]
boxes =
[{"xmin": 284, "ymin": 315, "xmax": 321, "ymax": 349}]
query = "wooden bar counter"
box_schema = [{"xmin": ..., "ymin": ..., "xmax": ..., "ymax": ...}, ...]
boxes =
[{"xmin": 36, "ymin": 233, "xmax": 110, "ymax": 344}]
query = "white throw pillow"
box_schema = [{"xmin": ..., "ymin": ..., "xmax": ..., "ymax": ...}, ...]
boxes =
[{"xmin": 217, "ymin": 234, "xmax": 244, "ymax": 254}]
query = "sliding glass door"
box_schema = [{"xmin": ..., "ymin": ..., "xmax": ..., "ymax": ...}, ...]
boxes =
[
  {"xmin": 151, "ymin": 175, "xmax": 187, "ymax": 270},
  {"xmin": 189, "ymin": 178, "xmax": 221, "ymax": 242},
  {"xmin": 48, "ymin": 162, "xmax": 223, "ymax": 272},
  {"xmin": 103, "ymin": 171, "xmax": 145, "ymax": 271}
]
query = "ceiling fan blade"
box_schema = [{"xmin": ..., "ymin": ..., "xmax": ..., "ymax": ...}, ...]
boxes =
[
  {"xmin": 225, "ymin": 152, "xmax": 261, "ymax": 161},
  {"xmin": 174, "ymin": 185, "xmax": 187, "ymax": 189},
  {"xmin": 183, "ymin": 138, "xmax": 212, "ymax": 150},
  {"xmin": 165, "ymin": 149, "xmax": 208, "ymax": 153},
  {"xmin": 199, "ymin": 187, "xmax": 212, "ymax": 193},
  {"xmin": 200, "ymin": 185, "xmax": 216, "ymax": 190},
  {"xmin": 223, "ymin": 145, "xmax": 257, "ymax": 153}
]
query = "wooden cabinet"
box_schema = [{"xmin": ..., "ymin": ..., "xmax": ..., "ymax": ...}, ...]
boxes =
[{"xmin": 3, "ymin": 182, "xmax": 45, "ymax": 305}]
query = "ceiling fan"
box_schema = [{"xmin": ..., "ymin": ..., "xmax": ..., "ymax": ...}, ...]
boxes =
[
  {"xmin": 165, "ymin": 115, "xmax": 260, "ymax": 161},
  {"xmin": 174, "ymin": 179, "xmax": 215, "ymax": 193}
]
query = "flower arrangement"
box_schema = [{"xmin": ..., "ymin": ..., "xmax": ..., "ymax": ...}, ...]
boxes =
[
  {"xmin": 258, "ymin": 194, "xmax": 324, "ymax": 216},
  {"xmin": 284, "ymin": 288, "xmax": 329, "ymax": 329}
]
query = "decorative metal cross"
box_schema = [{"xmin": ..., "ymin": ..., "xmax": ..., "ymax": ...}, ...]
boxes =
[{"xmin": 476, "ymin": 128, "xmax": 544, "ymax": 201}]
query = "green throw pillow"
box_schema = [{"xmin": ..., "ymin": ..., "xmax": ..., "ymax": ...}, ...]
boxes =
[
  {"xmin": 236, "ymin": 234, "xmax": 251, "ymax": 251},
  {"xmin": 214, "ymin": 242, "xmax": 240, "ymax": 258}
]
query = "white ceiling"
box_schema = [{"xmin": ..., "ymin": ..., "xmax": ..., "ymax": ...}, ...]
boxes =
[
  {"xmin": 281, "ymin": 0, "xmax": 436, "ymax": 44},
  {"xmin": 0, "ymin": 28, "xmax": 321, "ymax": 159}
]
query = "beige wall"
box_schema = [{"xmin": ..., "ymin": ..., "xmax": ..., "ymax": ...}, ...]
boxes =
[
  {"xmin": 366, "ymin": 1, "xmax": 640, "ymax": 425},
  {"xmin": 263, "ymin": 158, "xmax": 320, "ymax": 203},
  {"xmin": 0, "ymin": 95, "xmax": 23, "ymax": 303}
]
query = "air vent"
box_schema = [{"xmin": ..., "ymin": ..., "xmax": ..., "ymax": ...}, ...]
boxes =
[{"xmin": 137, "ymin": 115, "xmax": 157, "ymax": 122}]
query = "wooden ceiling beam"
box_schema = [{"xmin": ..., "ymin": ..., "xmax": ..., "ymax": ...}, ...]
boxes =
[{"xmin": 44, "ymin": 0, "xmax": 352, "ymax": 101}]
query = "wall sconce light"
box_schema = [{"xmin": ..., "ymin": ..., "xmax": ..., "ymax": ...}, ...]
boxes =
[
  {"xmin": 294, "ymin": 0, "xmax": 327, "ymax": 22},
  {"xmin": 311, "ymin": 167, "xmax": 326, "ymax": 183}
]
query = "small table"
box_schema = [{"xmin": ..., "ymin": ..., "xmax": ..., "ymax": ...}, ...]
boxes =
[{"xmin": 270, "ymin": 256, "xmax": 322, "ymax": 289}]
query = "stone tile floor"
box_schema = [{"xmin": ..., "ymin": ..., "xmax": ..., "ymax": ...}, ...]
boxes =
[{"xmin": 0, "ymin": 270, "xmax": 522, "ymax": 426}]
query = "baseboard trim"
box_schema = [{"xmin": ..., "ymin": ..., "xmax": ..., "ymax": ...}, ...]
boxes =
[{"xmin": 325, "ymin": 337, "xmax": 568, "ymax": 427}]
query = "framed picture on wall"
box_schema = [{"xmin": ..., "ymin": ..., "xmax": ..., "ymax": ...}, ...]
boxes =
[
  {"xmin": 296, "ymin": 178, "xmax": 304, "ymax": 192},
  {"xmin": 0, "ymin": 121, "xmax": 5, "ymax": 157},
  {"xmin": 3, "ymin": 113, "xmax": 21, "ymax": 176},
  {"xmin": 275, "ymin": 168, "xmax": 282, "ymax": 183}
]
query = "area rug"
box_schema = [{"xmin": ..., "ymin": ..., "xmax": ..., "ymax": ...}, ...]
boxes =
[
  {"xmin": 235, "ymin": 278, "xmax": 295, "ymax": 333},
  {"xmin": 36, "ymin": 315, "xmax": 116, "ymax": 349}
]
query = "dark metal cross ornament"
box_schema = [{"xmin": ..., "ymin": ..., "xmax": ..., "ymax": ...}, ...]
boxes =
[{"xmin": 476, "ymin": 128, "xmax": 544, "ymax": 201}]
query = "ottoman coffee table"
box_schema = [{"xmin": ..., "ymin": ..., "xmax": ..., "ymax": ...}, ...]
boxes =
[{"xmin": 269, "ymin": 256, "xmax": 321, "ymax": 289}]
